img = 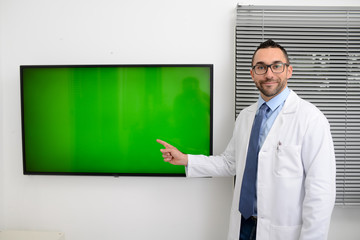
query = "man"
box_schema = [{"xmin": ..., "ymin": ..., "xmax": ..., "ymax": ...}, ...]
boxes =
[{"xmin": 157, "ymin": 39, "xmax": 336, "ymax": 240}]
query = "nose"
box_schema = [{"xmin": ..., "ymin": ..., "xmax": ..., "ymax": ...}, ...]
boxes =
[{"xmin": 264, "ymin": 67, "xmax": 275, "ymax": 79}]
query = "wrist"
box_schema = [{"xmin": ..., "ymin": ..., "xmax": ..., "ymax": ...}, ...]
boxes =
[{"xmin": 183, "ymin": 154, "xmax": 189, "ymax": 166}]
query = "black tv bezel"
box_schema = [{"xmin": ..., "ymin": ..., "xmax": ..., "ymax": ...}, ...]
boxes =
[{"xmin": 20, "ymin": 64, "xmax": 213, "ymax": 177}]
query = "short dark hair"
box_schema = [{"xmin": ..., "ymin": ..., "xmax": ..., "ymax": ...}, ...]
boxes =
[{"xmin": 251, "ymin": 39, "xmax": 290, "ymax": 66}]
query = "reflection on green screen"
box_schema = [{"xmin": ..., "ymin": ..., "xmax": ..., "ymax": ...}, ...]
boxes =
[{"xmin": 21, "ymin": 65, "xmax": 212, "ymax": 176}]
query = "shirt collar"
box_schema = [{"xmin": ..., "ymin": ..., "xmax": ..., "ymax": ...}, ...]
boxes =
[{"xmin": 257, "ymin": 87, "xmax": 290, "ymax": 111}]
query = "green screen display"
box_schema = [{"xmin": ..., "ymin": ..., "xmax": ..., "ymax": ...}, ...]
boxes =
[{"xmin": 21, "ymin": 65, "xmax": 213, "ymax": 176}]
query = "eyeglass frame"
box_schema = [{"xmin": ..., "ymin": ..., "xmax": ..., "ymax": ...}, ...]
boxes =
[{"xmin": 251, "ymin": 62, "xmax": 290, "ymax": 75}]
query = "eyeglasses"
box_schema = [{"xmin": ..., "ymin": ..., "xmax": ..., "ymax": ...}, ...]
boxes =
[{"xmin": 252, "ymin": 62, "xmax": 289, "ymax": 75}]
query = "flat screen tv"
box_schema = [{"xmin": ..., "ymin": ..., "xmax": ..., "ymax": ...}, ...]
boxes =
[{"xmin": 20, "ymin": 64, "xmax": 213, "ymax": 176}]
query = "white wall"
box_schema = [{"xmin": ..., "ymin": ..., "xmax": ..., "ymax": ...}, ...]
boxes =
[
  {"xmin": 0, "ymin": 0, "xmax": 359, "ymax": 240},
  {"xmin": 0, "ymin": 1, "xmax": 237, "ymax": 239}
]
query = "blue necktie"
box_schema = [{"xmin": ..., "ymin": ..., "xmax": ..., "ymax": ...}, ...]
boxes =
[{"xmin": 239, "ymin": 103, "xmax": 269, "ymax": 219}]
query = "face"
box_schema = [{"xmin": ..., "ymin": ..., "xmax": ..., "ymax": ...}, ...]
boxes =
[{"xmin": 250, "ymin": 47, "xmax": 293, "ymax": 101}]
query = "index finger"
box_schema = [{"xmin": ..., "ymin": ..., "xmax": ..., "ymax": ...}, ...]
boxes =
[{"xmin": 156, "ymin": 139, "xmax": 174, "ymax": 149}]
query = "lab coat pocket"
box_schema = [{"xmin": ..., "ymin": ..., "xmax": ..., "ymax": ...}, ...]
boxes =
[
  {"xmin": 270, "ymin": 224, "xmax": 301, "ymax": 240},
  {"xmin": 274, "ymin": 145, "xmax": 303, "ymax": 177}
]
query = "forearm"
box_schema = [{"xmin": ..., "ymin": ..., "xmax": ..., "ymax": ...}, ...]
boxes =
[{"xmin": 186, "ymin": 152, "xmax": 236, "ymax": 178}]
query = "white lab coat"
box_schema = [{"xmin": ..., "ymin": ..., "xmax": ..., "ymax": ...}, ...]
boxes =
[{"xmin": 187, "ymin": 90, "xmax": 336, "ymax": 240}]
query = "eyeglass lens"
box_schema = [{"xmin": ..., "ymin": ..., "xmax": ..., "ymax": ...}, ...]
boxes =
[{"xmin": 253, "ymin": 63, "xmax": 286, "ymax": 75}]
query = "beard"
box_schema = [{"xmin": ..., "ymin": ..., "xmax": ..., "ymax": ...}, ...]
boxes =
[{"xmin": 256, "ymin": 78, "xmax": 287, "ymax": 99}]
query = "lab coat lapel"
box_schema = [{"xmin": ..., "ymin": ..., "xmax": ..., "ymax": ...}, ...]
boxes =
[
  {"xmin": 237, "ymin": 103, "xmax": 258, "ymax": 174},
  {"xmin": 261, "ymin": 91, "xmax": 299, "ymax": 149}
]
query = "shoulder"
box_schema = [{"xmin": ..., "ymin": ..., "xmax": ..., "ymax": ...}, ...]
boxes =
[
  {"xmin": 288, "ymin": 90, "xmax": 329, "ymax": 123},
  {"xmin": 235, "ymin": 102, "xmax": 257, "ymax": 121}
]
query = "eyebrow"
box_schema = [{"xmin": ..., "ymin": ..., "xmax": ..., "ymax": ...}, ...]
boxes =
[{"xmin": 254, "ymin": 60, "xmax": 284, "ymax": 65}]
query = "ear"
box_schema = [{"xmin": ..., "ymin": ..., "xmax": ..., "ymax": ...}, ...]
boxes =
[
  {"xmin": 286, "ymin": 65, "xmax": 293, "ymax": 79},
  {"xmin": 250, "ymin": 68, "xmax": 255, "ymax": 80}
]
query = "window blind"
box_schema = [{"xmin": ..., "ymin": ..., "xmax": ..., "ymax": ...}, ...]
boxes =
[{"xmin": 235, "ymin": 5, "xmax": 360, "ymax": 206}]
